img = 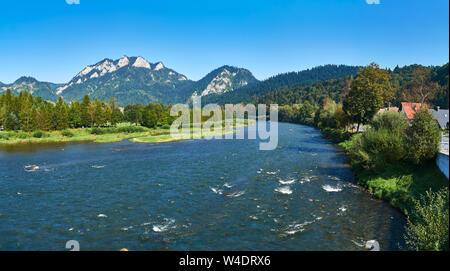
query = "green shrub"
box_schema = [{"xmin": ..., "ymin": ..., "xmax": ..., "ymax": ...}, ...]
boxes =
[
  {"xmin": 90, "ymin": 127, "xmax": 105, "ymax": 135},
  {"xmin": 362, "ymin": 128, "xmax": 406, "ymax": 165},
  {"xmin": 61, "ymin": 130, "xmax": 74, "ymax": 137},
  {"xmin": 90, "ymin": 126, "xmax": 144, "ymax": 135},
  {"xmin": 345, "ymin": 128, "xmax": 406, "ymax": 170},
  {"xmin": 161, "ymin": 124, "xmax": 171, "ymax": 130},
  {"xmin": 371, "ymin": 111, "xmax": 408, "ymax": 132},
  {"xmin": 0, "ymin": 133, "xmax": 9, "ymax": 140},
  {"xmin": 117, "ymin": 126, "xmax": 145, "ymax": 133},
  {"xmin": 405, "ymin": 110, "xmax": 441, "ymax": 165},
  {"xmin": 344, "ymin": 111, "xmax": 410, "ymax": 170},
  {"xmin": 404, "ymin": 188, "xmax": 449, "ymax": 251},
  {"xmin": 321, "ymin": 128, "xmax": 352, "ymax": 143},
  {"xmin": 18, "ymin": 132, "xmax": 28, "ymax": 139},
  {"xmin": 32, "ymin": 130, "xmax": 47, "ymax": 138}
]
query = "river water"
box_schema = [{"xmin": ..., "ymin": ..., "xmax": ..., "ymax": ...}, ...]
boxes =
[{"xmin": 0, "ymin": 122, "xmax": 405, "ymax": 250}]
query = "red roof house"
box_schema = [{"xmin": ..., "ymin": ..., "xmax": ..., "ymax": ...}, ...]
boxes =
[{"xmin": 399, "ymin": 102, "xmax": 425, "ymax": 120}]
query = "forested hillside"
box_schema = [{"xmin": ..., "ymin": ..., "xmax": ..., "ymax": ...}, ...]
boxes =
[
  {"xmin": 254, "ymin": 63, "xmax": 449, "ymax": 110},
  {"xmin": 202, "ymin": 65, "xmax": 361, "ymax": 104}
]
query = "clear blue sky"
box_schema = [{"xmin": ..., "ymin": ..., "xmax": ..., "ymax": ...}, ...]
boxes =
[{"xmin": 0, "ymin": 0, "xmax": 448, "ymax": 83}]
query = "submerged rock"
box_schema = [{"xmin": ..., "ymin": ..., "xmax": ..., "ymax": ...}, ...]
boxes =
[{"xmin": 24, "ymin": 165, "xmax": 40, "ymax": 172}]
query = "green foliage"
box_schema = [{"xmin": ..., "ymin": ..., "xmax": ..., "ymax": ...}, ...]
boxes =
[
  {"xmin": 90, "ymin": 127, "xmax": 106, "ymax": 135},
  {"xmin": 404, "ymin": 188, "xmax": 449, "ymax": 251},
  {"xmin": 206, "ymin": 65, "xmax": 360, "ymax": 105},
  {"xmin": 80, "ymin": 94, "xmax": 92, "ymax": 127},
  {"xmin": 55, "ymin": 97, "xmax": 69, "ymax": 130},
  {"xmin": 371, "ymin": 110, "xmax": 409, "ymax": 131},
  {"xmin": 17, "ymin": 132, "xmax": 28, "ymax": 139},
  {"xmin": 61, "ymin": 130, "xmax": 74, "ymax": 137},
  {"xmin": 93, "ymin": 98, "xmax": 107, "ymax": 127},
  {"xmin": 68, "ymin": 101, "xmax": 82, "ymax": 128},
  {"xmin": 116, "ymin": 125, "xmax": 145, "ymax": 133},
  {"xmin": 345, "ymin": 111, "xmax": 408, "ymax": 170},
  {"xmin": 359, "ymin": 128, "xmax": 406, "ymax": 169},
  {"xmin": 405, "ymin": 110, "xmax": 441, "ymax": 164},
  {"xmin": 391, "ymin": 64, "xmax": 449, "ymax": 108},
  {"xmin": 90, "ymin": 125, "xmax": 146, "ymax": 135},
  {"xmin": 254, "ymin": 76, "xmax": 354, "ymax": 106},
  {"xmin": 0, "ymin": 133, "xmax": 9, "ymax": 140},
  {"xmin": 161, "ymin": 124, "xmax": 171, "ymax": 129},
  {"xmin": 108, "ymin": 97, "xmax": 123, "ymax": 125},
  {"xmin": 4, "ymin": 112, "xmax": 20, "ymax": 130},
  {"xmin": 142, "ymin": 110, "xmax": 158, "ymax": 128},
  {"xmin": 315, "ymin": 99, "xmax": 348, "ymax": 129},
  {"xmin": 343, "ymin": 63, "xmax": 392, "ymax": 130},
  {"xmin": 277, "ymin": 102, "xmax": 316, "ymax": 126},
  {"xmin": 124, "ymin": 104, "xmax": 143, "ymax": 125},
  {"xmin": 321, "ymin": 127, "xmax": 352, "ymax": 143},
  {"xmin": 19, "ymin": 90, "xmax": 35, "ymax": 132},
  {"xmin": 32, "ymin": 130, "xmax": 47, "ymax": 138}
]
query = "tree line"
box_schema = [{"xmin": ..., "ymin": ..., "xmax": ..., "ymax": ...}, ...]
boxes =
[
  {"xmin": 0, "ymin": 89, "xmax": 174, "ymax": 131},
  {"xmin": 258, "ymin": 62, "xmax": 449, "ymax": 116},
  {"xmin": 274, "ymin": 62, "xmax": 448, "ymax": 133}
]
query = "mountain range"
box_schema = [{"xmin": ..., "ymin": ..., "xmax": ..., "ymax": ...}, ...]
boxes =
[{"xmin": 1, "ymin": 55, "xmax": 360, "ymax": 106}]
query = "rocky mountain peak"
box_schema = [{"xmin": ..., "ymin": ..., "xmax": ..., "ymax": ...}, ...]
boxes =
[
  {"xmin": 154, "ymin": 61, "xmax": 165, "ymax": 71},
  {"xmin": 132, "ymin": 56, "xmax": 151, "ymax": 69},
  {"xmin": 117, "ymin": 55, "xmax": 130, "ymax": 68}
]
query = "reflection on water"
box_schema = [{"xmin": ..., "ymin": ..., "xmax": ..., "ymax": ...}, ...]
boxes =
[
  {"xmin": 0, "ymin": 141, "xmax": 94, "ymax": 154},
  {"xmin": 0, "ymin": 123, "xmax": 406, "ymax": 251}
]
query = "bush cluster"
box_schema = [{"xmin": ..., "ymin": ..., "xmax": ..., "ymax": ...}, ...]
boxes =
[
  {"xmin": 345, "ymin": 110, "xmax": 441, "ymax": 170},
  {"xmin": 61, "ymin": 130, "xmax": 74, "ymax": 137},
  {"xmin": 405, "ymin": 188, "xmax": 449, "ymax": 251},
  {"xmin": 0, "ymin": 133, "xmax": 9, "ymax": 140},
  {"xmin": 32, "ymin": 130, "xmax": 48, "ymax": 138},
  {"xmin": 90, "ymin": 126, "xmax": 146, "ymax": 135}
]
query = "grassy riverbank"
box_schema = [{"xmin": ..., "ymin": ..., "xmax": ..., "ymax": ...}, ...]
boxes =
[
  {"xmin": 130, "ymin": 119, "xmax": 251, "ymax": 143},
  {"xmin": 0, "ymin": 120, "xmax": 254, "ymax": 145},
  {"xmin": 342, "ymin": 152, "xmax": 447, "ymax": 216},
  {"xmin": 320, "ymin": 128, "xmax": 448, "ymax": 216},
  {"xmin": 0, "ymin": 123, "xmax": 150, "ymax": 145},
  {"xmin": 316, "ymin": 108, "xmax": 448, "ymax": 250}
]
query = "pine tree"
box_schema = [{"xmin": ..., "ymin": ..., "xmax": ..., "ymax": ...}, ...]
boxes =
[
  {"xmin": 68, "ymin": 101, "xmax": 82, "ymax": 128},
  {"xmin": 143, "ymin": 107, "xmax": 158, "ymax": 128},
  {"xmin": 80, "ymin": 95, "xmax": 91, "ymax": 127},
  {"xmin": 55, "ymin": 97, "xmax": 69, "ymax": 130},
  {"xmin": 108, "ymin": 97, "xmax": 123, "ymax": 126},
  {"xmin": 94, "ymin": 98, "xmax": 106, "ymax": 127},
  {"xmin": 19, "ymin": 91, "xmax": 34, "ymax": 131}
]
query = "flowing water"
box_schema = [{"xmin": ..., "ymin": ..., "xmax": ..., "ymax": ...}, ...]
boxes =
[{"xmin": 0, "ymin": 123, "xmax": 405, "ymax": 250}]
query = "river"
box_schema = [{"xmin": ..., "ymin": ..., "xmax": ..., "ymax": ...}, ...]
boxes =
[{"xmin": 0, "ymin": 122, "xmax": 405, "ymax": 250}]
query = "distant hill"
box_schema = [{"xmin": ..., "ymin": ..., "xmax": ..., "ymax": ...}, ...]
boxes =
[
  {"xmin": 254, "ymin": 76, "xmax": 353, "ymax": 106},
  {"xmin": 202, "ymin": 65, "xmax": 361, "ymax": 104},
  {"xmin": 1, "ymin": 76, "xmax": 58, "ymax": 101},
  {"xmin": 254, "ymin": 63, "xmax": 449, "ymax": 109}
]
